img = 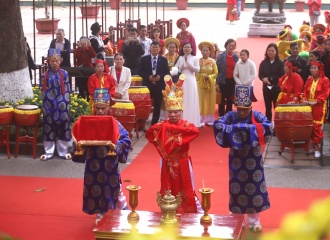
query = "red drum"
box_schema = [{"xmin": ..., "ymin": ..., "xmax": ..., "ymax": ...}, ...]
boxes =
[
  {"xmin": 0, "ymin": 106, "xmax": 14, "ymax": 125},
  {"xmin": 128, "ymin": 86, "xmax": 152, "ymax": 120},
  {"xmin": 274, "ymin": 104, "xmax": 313, "ymax": 162},
  {"xmin": 130, "ymin": 75, "xmax": 143, "ymax": 87},
  {"xmin": 14, "ymin": 105, "xmax": 40, "ymax": 127},
  {"xmin": 109, "ymin": 100, "xmax": 136, "ymax": 138},
  {"xmin": 275, "ymin": 105, "xmax": 313, "ymax": 142}
]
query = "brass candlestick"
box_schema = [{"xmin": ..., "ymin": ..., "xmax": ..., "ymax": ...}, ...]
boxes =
[
  {"xmin": 198, "ymin": 188, "xmax": 214, "ymax": 224},
  {"xmin": 126, "ymin": 185, "xmax": 142, "ymax": 221}
]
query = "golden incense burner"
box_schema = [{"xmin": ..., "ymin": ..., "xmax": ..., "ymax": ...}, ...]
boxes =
[
  {"xmin": 126, "ymin": 185, "xmax": 142, "ymax": 221},
  {"xmin": 157, "ymin": 190, "xmax": 182, "ymax": 225},
  {"xmin": 198, "ymin": 188, "xmax": 214, "ymax": 224}
]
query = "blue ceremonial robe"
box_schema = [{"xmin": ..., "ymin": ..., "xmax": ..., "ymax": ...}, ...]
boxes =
[
  {"xmin": 73, "ymin": 121, "xmax": 131, "ymax": 215},
  {"xmin": 213, "ymin": 111, "xmax": 273, "ymax": 214},
  {"xmin": 40, "ymin": 69, "xmax": 71, "ymax": 142}
]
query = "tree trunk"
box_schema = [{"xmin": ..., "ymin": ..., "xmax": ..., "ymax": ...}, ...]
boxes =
[{"xmin": 0, "ymin": 0, "xmax": 33, "ymax": 103}]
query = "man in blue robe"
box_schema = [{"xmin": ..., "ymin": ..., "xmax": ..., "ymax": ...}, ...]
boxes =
[
  {"xmin": 40, "ymin": 48, "xmax": 72, "ymax": 160},
  {"xmin": 213, "ymin": 85, "xmax": 273, "ymax": 232},
  {"xmin": 72, "ymin": 89, "xmax": 131, "ymax": 225}
]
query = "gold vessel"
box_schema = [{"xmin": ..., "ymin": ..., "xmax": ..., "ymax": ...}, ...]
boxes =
[
  {"xmin": 126, "ymin": 185, "xmax": 142, "ymax": 221},
  {"xmin": 157, "ymin": 190, "xmax": 182, "ymax": 225},
  {"xmin": 198, "ymin": 187, "xmax": 214, "ymax": 224}
]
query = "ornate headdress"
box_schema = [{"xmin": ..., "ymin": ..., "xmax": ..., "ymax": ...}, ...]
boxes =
[
  {"xmin": 94, "ymin": 59, "xmax": 110, "ymax": 74},
  {"xmin": 284, "ymin": 25, "xmax": 292, "ymax": 30},
  {"xmin": 48, "ymin": 48, "xmax": 62, "ymax": 60},
  {"xmin": 299, "ymin": 21, "xmax": 311, "ymax": 33},
  {"xmin": 94, "ymin": 88, "xmax": 111, "ymax": 105},
  {"xmin": 311, "ymin": 61, "xmax": 325, "ymax": 78},
  {"xmin": 312, "ymin": 23, "xmax": 326, "ymax": 34},
  {"xmin": 176, "ymin": 18, "xmax": 189, "ymax": 28},
  {"xmin": 325, "ymin": 11, "xmax": 330, "ymax": 23},
  {"xmin": 285, "ymin": 60, "xmax": 297, "ymax": 72},
  {"xmin": 198, "ymin": 41, "xmax": 215, "ymax": 53},
  {"xmin": 299, "ymin": 31, "xmax": 311, "ymax": 41},
  {"xmin": 278, "ymin": 28, "xmax": 289, "ymax": 39},
  {"xmin": 234, "ymin": 85, "xmax": 253, "ymax": 108},
  {"xmin": 162, "ymin": 74, "xmax": 185, "ymax": 110},
  {"xmin": 164, "ymin": 37, "xmax": 180, "ymax": 49}
]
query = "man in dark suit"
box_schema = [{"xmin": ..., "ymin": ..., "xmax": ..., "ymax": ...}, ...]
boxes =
[
  {"xmin": 284, "ymin": 42, "xmax": 308, "ymax": 83},
  {"xmin": 49, "ymin": 28, "xmax": 71, "ymax": 67},
  {"xmin": 138, "ymin": 41, "xmax": 170, "ymax": 126},
  {"xmin": 121, "ymin": 27, "xmax": 145, "ymax": 75}
]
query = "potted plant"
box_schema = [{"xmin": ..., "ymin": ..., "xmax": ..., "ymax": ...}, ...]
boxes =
[
  {"xmin": 176, "ymin": 0, "xmax": 188, "ymax": 10},
  {"xmin": 34, "ymin": 0, "xmax": 61, "ymax": 34},
  {"xmin": 109, "ymin": 0, "xmax": 122, "ymax": 9},
  {"xmin": 294, "ymin": 0, "xmax": 305, "ymax": 12},
  {"xmin": 79, "ymin": 0, "xmax": 101, "ymax": 18}
]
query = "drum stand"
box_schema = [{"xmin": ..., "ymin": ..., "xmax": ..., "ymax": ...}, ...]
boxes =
[
  {"xmin": 0, "ymin": 125, "xmax": 11, "ymax": 159},
  {"xmin": 278, "ymin": 140, "xmax": 310, "ymax": 163},
  {"xmin": 15, "ymin": 124, "xmax": 39, "ymax": 159},
  {"xmin": 135, "ymin": 119, "xmax": 147, "ymax": 139}
]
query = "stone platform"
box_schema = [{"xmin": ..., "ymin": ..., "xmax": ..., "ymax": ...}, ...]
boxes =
[
  {"xmin": 248, "ymin": 23, "xmax": 284, "ymax": 37},
  {"xmin": 252, "ymin": 12, "xmax": 287, "ymax": 24}
]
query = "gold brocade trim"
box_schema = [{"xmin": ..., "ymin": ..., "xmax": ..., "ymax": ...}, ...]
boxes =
[
  {"xmin": 14, "ymin": 108, "xmax": 40, "ymax": 115},
  {"xmin": 111, "ymin": 102, "xmax": 135, "ymax": 109},
  {"xmin": 131, "ymin": 76, "xmax": 142, "ymax": 82},
  {"xmin": 128, "ymin": 88, "xmax": 150, "ymax": 94},
  {"xmin": 314, "ymin": 120, "xmax": 323, "ymax": 124},
  {"xmin": 275, "ymin": 106, "xmax": 311, "ymax": 112},
  {"xmin": 282, "ymin": 93, "xmax": 294, "ymax": 97},
  {"xmin": 0, "ymin": 107, "xmax": 14, "ymax": 113},
  {"xmin": 314, "ymin": 101, "xmax": 328, "ymax": 124},
  {"xmin": 169, "ymin": 152, "xmax": 189, "ymax": 159}
]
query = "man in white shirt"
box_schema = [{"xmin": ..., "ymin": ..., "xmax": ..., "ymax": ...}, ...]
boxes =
[{"xmin": 137, "ymin": 25, "xmax": 152, "ymax": 56}]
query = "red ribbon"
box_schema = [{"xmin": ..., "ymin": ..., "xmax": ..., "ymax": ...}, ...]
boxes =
[
  {"xmin": 285, "ymin": 61, "xmax": 297, "ymax": 72},
  {"xmin": 252, "ymin": 112, "xmax": 265, "ymax": 146},
  {"xmin": 43, "ymin": 69, "xmax": 65, "ymax": 95}
]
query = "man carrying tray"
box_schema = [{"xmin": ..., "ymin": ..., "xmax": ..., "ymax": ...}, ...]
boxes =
[{"xmin": 72, "ymin": 88, "xmax": 131, "ymax": 225}]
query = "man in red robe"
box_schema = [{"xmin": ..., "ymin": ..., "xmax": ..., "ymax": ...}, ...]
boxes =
[{"xmin": 145, "ymin": 74, "xmax": 202, "ymax": 213}]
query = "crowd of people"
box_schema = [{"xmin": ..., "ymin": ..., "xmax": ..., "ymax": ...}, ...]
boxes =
[{"xmin": 36, "ymin": 12, "xmax": 330, "ymax": 231}]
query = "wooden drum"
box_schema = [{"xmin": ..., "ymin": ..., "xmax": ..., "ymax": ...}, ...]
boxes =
[
  {"xmin": 274, "ymin": 104, "xmax": 313, "ymax": 142},
  {"xmin": 109, "ymin": 100, "xmax": 136, "ymax": 137},
  {"xmin": 14, "ymin": 105, "xmax": 40, "ymax": 127},
  {"xmin": 0, "ymin": 106, "xmax": 14, "ymax": 125},
  {"xmin": 130, "ymin": 75, "xmax": 143, "ymax": 86},
  {"xmin": 128, "ymin": 86, "xmax": 152, "ymax": 120}
]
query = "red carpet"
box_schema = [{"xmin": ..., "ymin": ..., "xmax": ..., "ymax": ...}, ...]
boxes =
[
  {"xmin": 0, "ymin": 176, "xmax": 95, "ymax": 240},
  {"xmin": 121, "ymin": 127, "xmax": 330, "ymax": 230},
  {"xmin": 1, "ymin": 37, "xmax": 330, "ymax": 240}
]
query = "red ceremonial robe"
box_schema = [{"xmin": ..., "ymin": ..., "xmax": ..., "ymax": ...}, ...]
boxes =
[
  {"xmin": 145, "ymin": 119, "xmax": 199, "ymax": 213},
  {"xmin": 88, "ymin": 73, "xmax": 116, "ymax": 99},
  {"xmin": 277, "ymin": 72, "xmax": 304, "ymax": 104},
  {"xmin": 303, "ymin": 75, "xmax": 330, "ymax": 145}
]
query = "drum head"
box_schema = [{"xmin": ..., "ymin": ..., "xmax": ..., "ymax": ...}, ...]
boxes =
[
  {"xmin": 129, "ymin": 86, "xmax": 146, "ymax": 89},
  {"xmin": 16, "ymin": 104, "xmax": 39, "ymax": 110},
  {"xmin": 277, "ymin": 103, "xmax": 309, "ymax": 106},
  {"xmin": 114, "ymin": 99, "xmax": 132, "ymax": 103},
  {"xmin": 0, "ymin": 106, "xmax": 13, "ymax": 109}
]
